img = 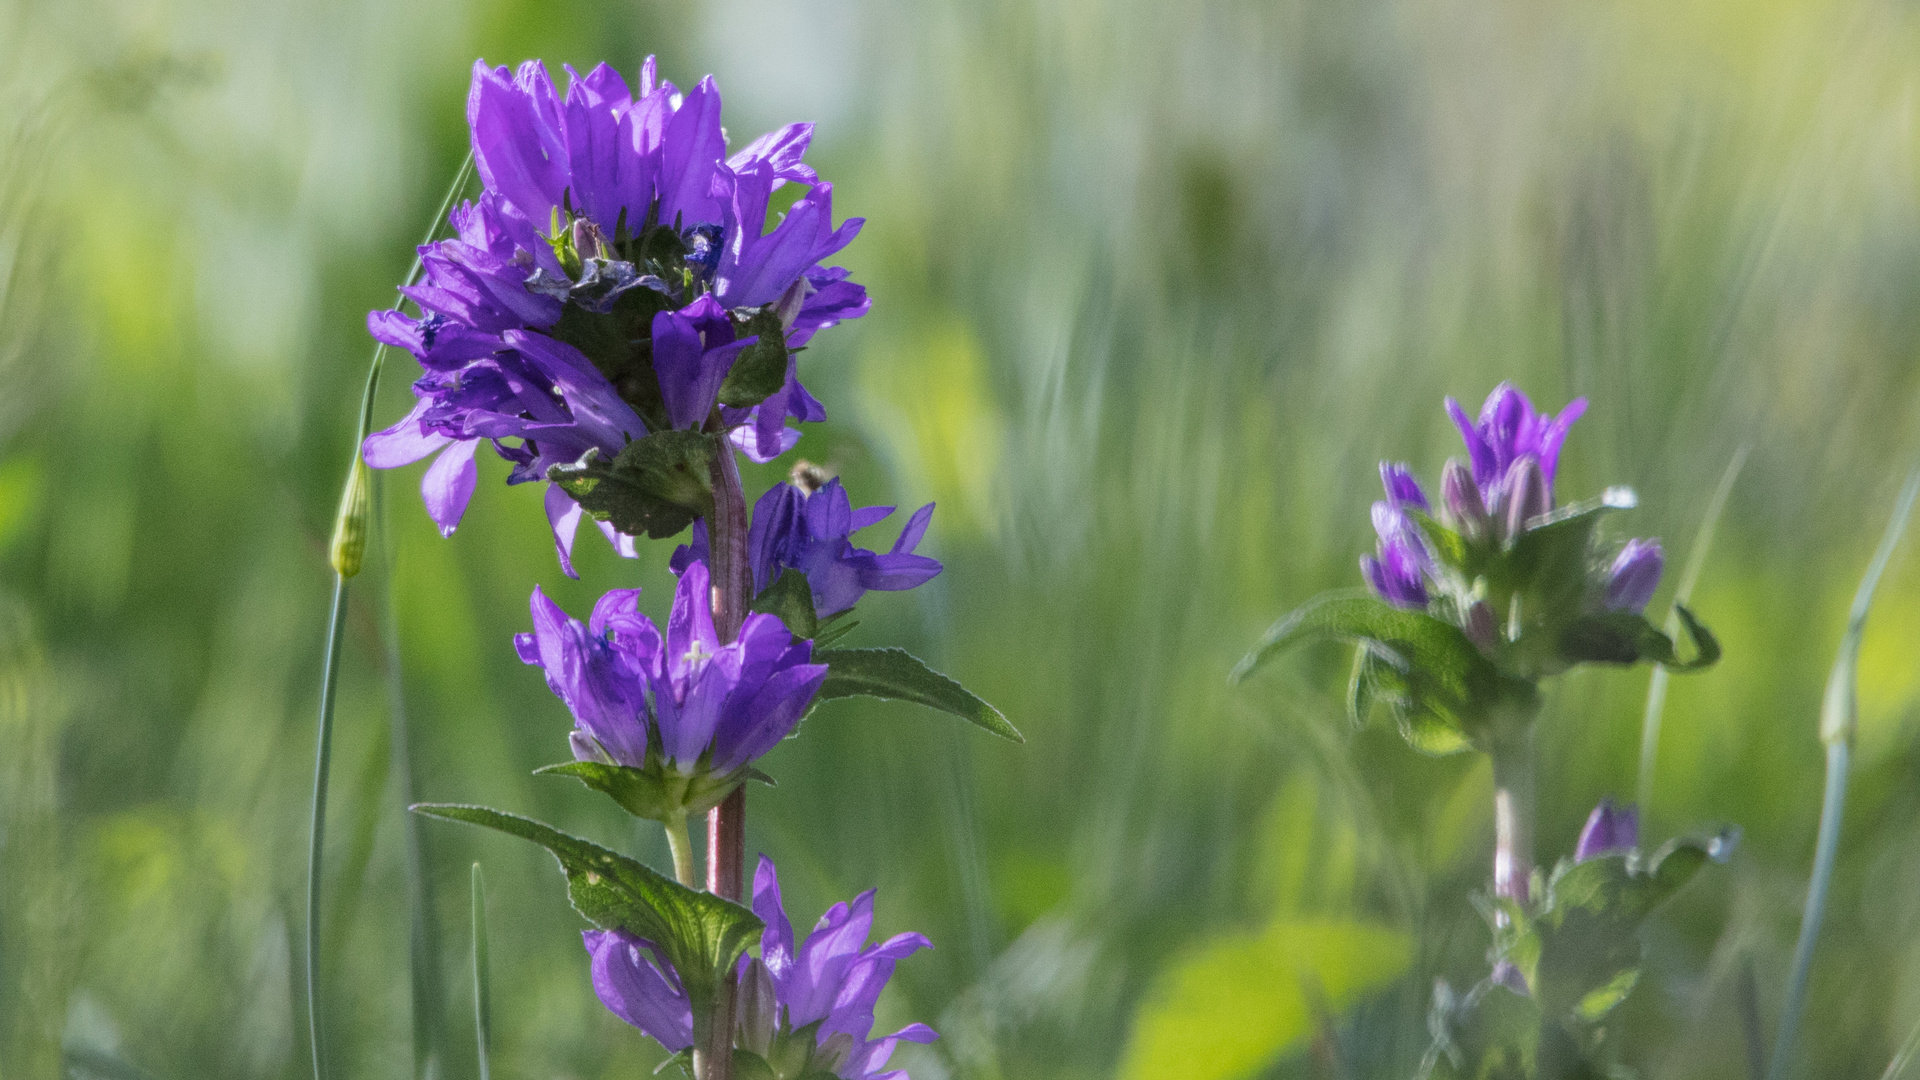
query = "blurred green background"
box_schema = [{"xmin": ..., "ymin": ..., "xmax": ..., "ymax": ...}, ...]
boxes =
[{"xmin": 5, "ymin": 0, "xmax": 1920, "ymax": 1076}]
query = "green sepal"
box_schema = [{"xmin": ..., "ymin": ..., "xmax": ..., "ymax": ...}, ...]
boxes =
[
  {"xmin": 812, "ymin": 614, "xmax": 860, "ymax": 650},
  {"xmin": 731, "ymin": 1051, "xmax": 779, "ymax": 1080},
  {"xmin": 548, "ymin": 431, "xmax": 717, "ymax": 540},
  {"xmin": 411, "ymin": 804, "xmax": 762, "ymax": 1019},
  {"xmin": 717, "ymin": 307, "xmax": 790, "ymax": 409},
  {"xmin": 751, "ymin": 568, "xmax": 820, "ymax": 641},
  {"xmin": 534, "ymin": 760, "xmax": 749, "ymax": 822},
  {"xmin": 813, "ymin": 647, "xmax": 1024, "ymax": 743}
]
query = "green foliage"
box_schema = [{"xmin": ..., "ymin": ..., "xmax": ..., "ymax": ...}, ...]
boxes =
[
  {"xmin": 718, "ymin": 307, "xmax": 791, "ymax": 409},
  {"xmin": 1430, "ymin": 833, "xmax": 1735, "ymax": 1078},
  {"xmin": 814, "ymin": 647, "xmax": 1024, "ymax": 742},
  {"xmin": 412, "ymin": 805, "xmax": 762, "ymax": 1019},
  {"xmin": 1233, "ymin": 590, "xmax": 1535, "ymax": 753},
  {"xmin": 534, "ymin": 759, "xmax": 750, "ymax": 822},
  {"xmin": 1118, "ymin": 918, "xmax": 1412, "ymax": 1080},
  {"xmin": 547, "ymin": 431, "xmax": 717, "ymax": 540},
  {"xmin": 751, "ymin": 568, "xmax": 820, "ymax": 641}
]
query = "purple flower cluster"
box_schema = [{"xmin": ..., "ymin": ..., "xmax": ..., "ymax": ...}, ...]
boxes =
[
  {"xmin": 516, "ymin": 560, "xmax": 827, "ymax": 777},
  {"xmin": 584, "ymin": 857, "xmax": 936, "ymax": 1078},
  {"xmin": 1360, "ymin": 383, "xmax": 1665, "ymax": 616},
  {"xmin": 364, "ymin": 58, "xmax": 870, "ymax": 574},
  {"xmin": 674, "ymin": 478, "xmax": 943, "ymax": 617}
]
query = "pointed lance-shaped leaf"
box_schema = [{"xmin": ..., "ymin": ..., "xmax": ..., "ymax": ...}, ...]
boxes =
[
  {"xmin": 411, "ymin": 804, "xmax": 762, "ymax": 1015},
  {"xmin": 812, "ymin": 647, "xmax": 1023, "ymax": 743},
  {"xmin": 716, "ymin": 307, "xmax": 790, "ymax": 409},
  {"xmin": 749, "ymin": 568, "xmax": 820, "ymax": 641}
]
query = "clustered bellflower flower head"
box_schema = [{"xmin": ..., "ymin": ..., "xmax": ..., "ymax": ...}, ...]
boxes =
[
  {"xmin": 674, "ymin": 464, "xmax": 943, "ymax": 620},
  {"xmin": 584, "ymin": 856, "xmax": 937, "ymax": 1078},
  {"xmin": 1356, "ymin": 383, "xmax": 1680, "ymax": 677},
  {"xmin": 364, "ymin": 57, "xmax": 870, "ymax": 575},
  {"xmin": 516, "ymin": 560, "xmax": 828, "ymax": 818}
]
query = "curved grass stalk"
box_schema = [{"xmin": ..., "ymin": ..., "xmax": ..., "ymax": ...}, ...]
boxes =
[
  {"xmin": 471, "ymin": 862, "xmax": 494, "ymax": 1080},
  {"xmin": 305, "ymin": 152, "xmax": 474, "ymax": 1080},
  {"xmin": 1765, "ymin": 462, "xmax": 1920, "ymax": 1080},
  {"xmin": 1637, "ymin": 444, "xmax": 1748, "ymax": 813}
]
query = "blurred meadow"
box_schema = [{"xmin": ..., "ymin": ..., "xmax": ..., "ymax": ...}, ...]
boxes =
[{"xmin": 5, "ymin": 0, "xmax": 1920, "ymax": 1077}]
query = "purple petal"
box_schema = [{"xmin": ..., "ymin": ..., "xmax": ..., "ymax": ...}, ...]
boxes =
[
  {"xmin": 1605, "ymin": 539, "xmax": 1664, "ymax": 614},
  {"xmin": 421, "ymin": 438, "xmax": 480, "ymax": 537},
  {"xmin": 1379, "ymin": 462, "xmax": 1430, "ymax": 512},
  {"xmin": 546, "ymin": 483, "xmax": 585, "ymax": 579},
  {"xmin": 363, "ymin": 399, "xmax": 452, "ymax": 468},
  {"xmin": 468, "ymin": 60, "xmax": 568, "ymax": 225},
  {"xmin": 1446, "ymin": 397, "xmax": 1496, "ymax": 489},
  {"xmin": 754, "ymin": 856, "xmax": 797, "ymax": 984},
  {"xmin": 584, "ymin": 931, "xmax": 694, "ymax": 1051}
]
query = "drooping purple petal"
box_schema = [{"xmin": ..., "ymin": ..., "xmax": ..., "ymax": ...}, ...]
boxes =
[
  {"xmin": 584, "ymin": 931, "xmax": 694, "ymax": 1051},
  {"xmin": 421, "ymin": 438, "xmax": 481, "ymax": 537}
]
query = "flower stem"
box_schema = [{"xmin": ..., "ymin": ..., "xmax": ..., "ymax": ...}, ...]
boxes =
[
  {"xmin": 693, "ymin": 432, "xmax": 752, "ymax": 1080},
  {"xmin": 665, "ymin": 813, "xmax": 697, "ymax": 889},
  {"xmin": 1489, "ymin": 726, "xmax": 1535, "ymax": 908},
  {"xmin": 470, "ymin": 862, "xmax": 493, "ymax": 1080}
]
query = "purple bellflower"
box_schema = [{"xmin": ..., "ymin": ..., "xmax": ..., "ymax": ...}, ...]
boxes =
[
  {"xmin": 674, "ymin": 478, "xmax": 942, "ymax": 619},
  {"xmin": 1574, "ymin": 797, "xmax": 1639, "ymax": 862},
  {"xmin": 1445, "ymin": 382, "xmax": 1587, "ymax": 521},
  {"xmin": 583, "ymin": 856, "xmax": 937, "ymax": 1078},
  {"xmin": 367, "ymin": 57, "xmax": 873, "ymax": 571},
  {"xmin": 1362, "ymin": 464, "xmax": 1435, "ymax": 610},
  {"xmin": 515, "ymin": 560, "xmax": 828, "ymax": 783}
]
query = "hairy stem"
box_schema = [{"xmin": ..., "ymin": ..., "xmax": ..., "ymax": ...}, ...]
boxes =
[
  {"xmin": 1490, "ymin": 726, "xmax": 1535, "ymax": 909},
  {"xmin": 665, "ymin": 813, "xmax": 697, "ymax": 889},
  {"xmin": 694, "ymin": 433, "xmax": 752, "ymax": 1080}
]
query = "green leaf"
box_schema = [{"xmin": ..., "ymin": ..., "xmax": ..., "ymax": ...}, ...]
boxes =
[
  {"xmin": 412, "ymin": 804, "xmax": 761, "ymax": 1013},
  {"xmin": 1119, "ymin": 919, "xmax": 1412, "ymax": 1080},
  {"xmin": 548, "ymin": 431, "xmax": 716, "ymax": 540},
  {"xmin": 1572, "ymin": 967, "xmax": 1640, "ymax": 1024},
  {"xmin": 1232, "ymin": 590, "xmax": 1523, "ymax": 751},
  {"xmin": 814, "ymin": 647, "xmax": 1023, "ymax": 742},
  {"xmin": 1556, "ymin": 605, "xmax": 1719, "ymax": 671},
  {"xmin": 811, "ymin": 615, "xmax": 860, "ymax": 650},
  {"xmin": 534, "ymin": 760, "xmax": 746, "ymax": 821},
  {"xmin": 750, "ymin": 568, "xmax": 819, "ymax": 641},
  {"xmin": 717, "ymin": 307, "xmax": 789, "ymax": 409}
]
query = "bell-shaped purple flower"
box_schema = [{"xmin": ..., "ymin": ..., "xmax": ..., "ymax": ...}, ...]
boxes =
[
  {"xmin": 1605, "ymin": 539, "xmax": 1664, "ymax": 614},
  {"xmin": 1574, "ymin": 797, "xmax": 1639, "ymax": 862},
  {"xmin": 675, "ymin": 479, "xmax": 942, "ymax": 620},
  {"xmin": 583, "ymin": 857, "xmax": 937, "ymax": 1078},
  {"xmin": 514, "ymin": 561, "xmax": 828, "ymax": 777},
  {"xmin": 1446, "ymin": 383, "xmax": 1586, "ymax": 511}
]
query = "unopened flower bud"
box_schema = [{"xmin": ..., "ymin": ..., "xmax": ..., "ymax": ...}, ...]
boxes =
[
  {"xmin": 1463, "ymin": 600, "xmax": 1498, "ymax": 653},
  {"xmin": 1501, "ymin": 454, "xmax": 1549, "ymax": 541},
  {"xmin": 772, "ymin": 274, "xmax": 816, "ymax": 333},
  {"xmin": 1440, "ymin": 458, "xmax": 1488, "ymax": 537},
  {"xmin": 1604, "ymin": 539, "xmax": 1664, "ymax": 614},
  {"xmin": 329, "ymin": 457, "xmax": 372, "ymax": 578},
  {"xmin": 812, "ymin": 1032, "xmax": 856, "ymax": 1075},
  {"xmin": 1574, "ymin": 797, "xmax": 1639, "ymax": 862},
  {"xmin": 1491, "ymin": 960, "xmax": 1531, "ymax": 996},
  {"xmin": 735, "ymin": 957, "xmax": 777, "ymax": 1057}
]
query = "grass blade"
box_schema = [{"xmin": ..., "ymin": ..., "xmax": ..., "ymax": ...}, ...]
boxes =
[
  {"xmin": 472, "ymin": 862, "xmax": 493, "ymax": 1080},
  {"xmin": 1766, "ymin": 462, "xmax": 1920, "ymax": 1080},
  {"xmin": 305, "ymin": 150, "xmax": 475, "ymax": 1080},
  {"xmin": 1638, "ymin": 444, "xmax": 1748, "ymax": 813}
]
